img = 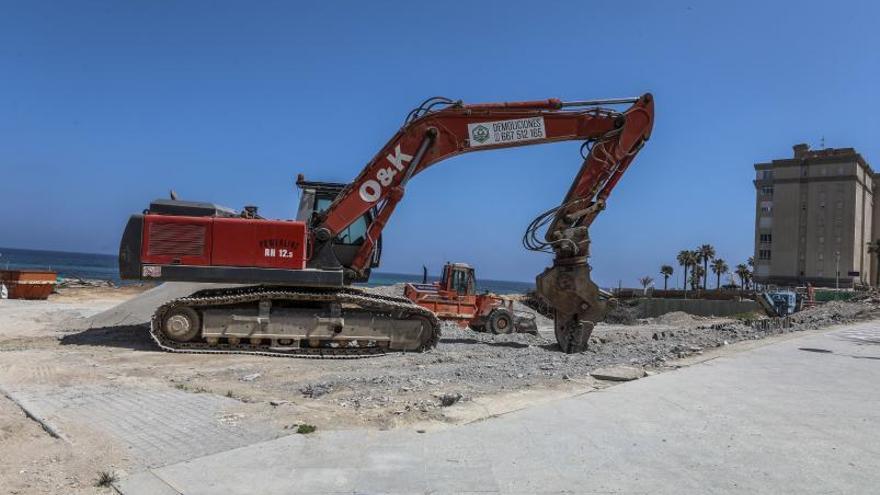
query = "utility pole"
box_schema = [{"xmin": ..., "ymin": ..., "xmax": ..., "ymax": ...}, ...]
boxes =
[{"xmin": 835, "ymin": 251, "xmax": 840, "ymax": 290}]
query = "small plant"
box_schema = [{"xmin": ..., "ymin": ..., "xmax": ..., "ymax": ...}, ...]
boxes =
[
  {"xmin": 296, "ymin": 424, "xmax": 317, "ymax": 434},
  {"xmin": 95, "ymin": 470, "xmax": 117, "ymax": 487},
  {"xmin": 226, "ymin": 390, "xmax": 234, "ymax": 398},
  {"xmin": 173, "ymin": 382, "xmax": 208, "ymax": 393}
]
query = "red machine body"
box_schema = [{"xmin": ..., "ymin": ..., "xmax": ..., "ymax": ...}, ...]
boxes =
[{"xmin": 140, "ymin": 215, "xmax": 307, "ymax": 271}]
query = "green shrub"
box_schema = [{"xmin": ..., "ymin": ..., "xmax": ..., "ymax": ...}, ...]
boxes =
[{"xmin": 296, "ymin": 424, "xmax": 317, "ymax": 434}]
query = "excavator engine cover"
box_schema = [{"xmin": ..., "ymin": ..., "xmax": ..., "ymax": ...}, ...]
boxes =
[{"xmin": 536, "ymin": 259, "xmax": 606, "ymax": 353}]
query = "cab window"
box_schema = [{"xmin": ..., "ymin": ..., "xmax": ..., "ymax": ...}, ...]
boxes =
[
  {"xmin": 451, "ymin": 269, "xmax": 473, "ymax": 295},
  {"xmin": 315, "ymin": 198, "xmax": 368, "ymax": 245}
]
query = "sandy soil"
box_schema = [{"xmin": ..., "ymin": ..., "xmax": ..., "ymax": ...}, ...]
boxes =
[{"xmin": 0, "ymin": 284, "xmax": 875, "ymax": 494}]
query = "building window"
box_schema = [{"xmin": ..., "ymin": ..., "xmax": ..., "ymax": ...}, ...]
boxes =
[
  {"xmin": 760, "ymin": 201, "xmax": 773, "ymax": 215},
  {"xmin": 760, "ymin": 170, "xmax": 773, "ymax": 180},
  {"xmin": 818, "ymin": 253, "xmax": 824, "ymax": 261},
  {"xmin": 836, "ymin": 201, "xmax": 843, "ymax": 209},
  {"xmin": 759, "ymin": 233, "xmax": 772, "ymax": 243},
  {"xmin": 761, "ymin": 186, "xmax": 774, "ymax": 197},
  {"xmin": 758, "ymin": 249, "xmax": 772, "ymax": 260}
]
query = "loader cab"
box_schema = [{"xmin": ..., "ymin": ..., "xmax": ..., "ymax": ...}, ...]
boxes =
[
  {"xmin": 441, "ymin": 263, "xmax": 476, "ymax": 296},
  {"xmin": 295, "ymin": 178, "xmax": 381, "ymax": 282}
]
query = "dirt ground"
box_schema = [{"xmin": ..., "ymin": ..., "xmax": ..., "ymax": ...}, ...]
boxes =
[{"xmin": 1, "ymin": 284, "xmax": 876, "ymax": 494}]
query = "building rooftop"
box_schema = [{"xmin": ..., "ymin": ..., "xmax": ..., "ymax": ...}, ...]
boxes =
[{"xmin": 755, "ymin": 143, "xmax": 873, "ymax": 175}]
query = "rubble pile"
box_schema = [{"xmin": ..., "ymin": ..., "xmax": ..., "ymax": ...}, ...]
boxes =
[
  {"xmin": 61, "ymin": 283, "xmax": 880, "ymax": 428},
  {"xmin": 280, "ymin": 297, "xmax": 880, "ymax": 421},
  {"xmin": 56, "ymin": 277, "xmax": 117, "ymax": 288}
]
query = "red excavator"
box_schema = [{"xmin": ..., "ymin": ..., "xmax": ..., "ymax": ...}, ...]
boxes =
[{"xmin": 118, "ymin": 93, "xmax": 654, "ymax": 356}]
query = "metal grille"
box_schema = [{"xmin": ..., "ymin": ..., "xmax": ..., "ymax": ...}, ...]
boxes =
[{"xmin": 148, "ymin": 223, "xmax": 206, "ymax": 257}]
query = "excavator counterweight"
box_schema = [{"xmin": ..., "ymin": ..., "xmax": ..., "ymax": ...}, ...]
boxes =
[{"xmin": 119, "ymin": 93, "xmax": 654, "ymax": 356}]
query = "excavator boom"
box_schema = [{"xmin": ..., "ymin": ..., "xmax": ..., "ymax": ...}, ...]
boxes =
[{"xmin": 313, "ymin": 93, "xmax": 654, "ymax": 351}]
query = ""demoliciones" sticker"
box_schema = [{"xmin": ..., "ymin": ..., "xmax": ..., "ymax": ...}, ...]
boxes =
[{"xmin": 467, "ymin": 116, "xmax": 546, "ymax": 147}]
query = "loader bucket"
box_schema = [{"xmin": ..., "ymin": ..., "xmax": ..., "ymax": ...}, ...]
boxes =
[{"xmin": 513, "ymin": 313, "xmax": 538, "ymax": 334}]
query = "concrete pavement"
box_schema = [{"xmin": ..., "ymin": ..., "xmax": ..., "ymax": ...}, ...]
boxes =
[{"xmin": 116, "ymin": 322, "xmax": 880, "ymax": 494}]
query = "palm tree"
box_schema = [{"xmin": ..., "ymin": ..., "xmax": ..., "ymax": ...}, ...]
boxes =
[
  {"xmin": 735, "ymin": 263, "xmax": 751, "ymax": 296},
  {"xmin": 697, "ymin": 244, "xmax": 716, "ymax": 290},
  {"xmin": 690, "ymin": 265, "xmax": 705, "ymax": 292},
  {"xmin": 677, "ymin": 250, "xmax": 693, "ymax": 293},
  {"xmin": 659, "ymin": 265, "xmax": 674, "ymax": 290},
  {"xmin": 711, "ymin": 258, "xmax": 729, "ymax": 290},
  {"xmin": 639, "ymin": 276, "xmax": 654, "ymax": 295}
]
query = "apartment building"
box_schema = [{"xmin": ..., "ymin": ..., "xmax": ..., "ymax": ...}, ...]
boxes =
[{"xmin": 753, "ymin": 144, "xmax": 874, "ymax": 288}]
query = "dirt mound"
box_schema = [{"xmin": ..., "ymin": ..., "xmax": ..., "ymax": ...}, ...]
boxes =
[
  {"xmin": 64, "ymin": 282, "xmax": 230, "ymax": 330},
  {"xmin": 791, "ymin": 300, "xmax": 875, "ymax": 325},
  {"xmin": 654, "ymin": 311, "xmax": 700, "ymax": 326},
  {"xmin": 361, "ymin": 283, "xmax": 407, "ymax": 298},
  {"xmin": 604, "ymin": 301, "xmax": 640, "ymax": 325}
]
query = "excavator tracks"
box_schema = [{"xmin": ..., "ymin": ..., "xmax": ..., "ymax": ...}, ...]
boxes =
[{"xmin": 150, "ymin": 286, "xmax": 440, "ymax": 359}]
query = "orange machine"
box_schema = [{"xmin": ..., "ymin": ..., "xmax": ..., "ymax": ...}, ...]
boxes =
[
  {"xmin": 404, "ymin": 263, "xmax": 531, "ymax": 334},
  {"xmin": 0, "ymin": 270, "xmax": 57, "ymax": 300}
]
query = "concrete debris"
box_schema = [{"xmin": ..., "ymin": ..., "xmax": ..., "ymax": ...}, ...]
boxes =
[
  {"xmin": 590, "ymin": 365, "xmax": 646, "ymax": 381},
  {"xmin": 300, "ymin": 383, "xmax": 332, "ymax": 399},
  {"xmin": 604, "ymin": 301, "xmax": 640, "ymax": 325},
  {"xmin": 240, "ymin": 373, "xmax": 261, "ymax": 382},
  {"xmin": 437, "ymin": 393, "xmax": 462, "ymax": 407},
  {"xmin": 55, "ymin": 277, "xmax": 118, "ymax": 289}
]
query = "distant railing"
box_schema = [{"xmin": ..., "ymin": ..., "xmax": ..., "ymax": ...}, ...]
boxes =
[{"xmin": 614, "ymin": 288, "xmax": 754, "ymax": 301}]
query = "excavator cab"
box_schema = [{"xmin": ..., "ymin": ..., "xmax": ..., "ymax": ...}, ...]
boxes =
[
  {"xmin": 295, "ymin": 177, "xmax": 381, "ymax": 283},
  {"xmin": 441, "ymin": 263, "xmax": 476, "ymax": 296}
]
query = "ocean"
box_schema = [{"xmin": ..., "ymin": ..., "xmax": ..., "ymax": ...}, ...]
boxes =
[{"xmin": 0, "ymin": 247, "xmax": 534, "ymax": 294}]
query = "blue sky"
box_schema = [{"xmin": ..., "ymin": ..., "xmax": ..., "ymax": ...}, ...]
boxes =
[{"xmin": 1, "ymin": 1, "xmax": 877, "ymax": 286}]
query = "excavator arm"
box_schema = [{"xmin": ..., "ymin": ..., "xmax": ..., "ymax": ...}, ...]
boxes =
[{"xmin": 314, "ymin": 93, "xmax": 654, "ymax": 352}]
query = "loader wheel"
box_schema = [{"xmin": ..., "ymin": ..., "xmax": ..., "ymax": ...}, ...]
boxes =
[
  {"xmin": 486, "ymin": 308, "xmax": 514, "ymax": 334},
  {"xmin": 161, "ymin": 306, "xmax": 201, "ymax": 342}
]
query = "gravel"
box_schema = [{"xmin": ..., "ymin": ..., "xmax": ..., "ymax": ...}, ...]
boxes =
[
  {"xmin": 68, "ymin": 283, "xmax": 880, "ymax": 426},
  {"xmin": 300, "ymin": 292, "xmax": 878, "ymax": 419}
]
